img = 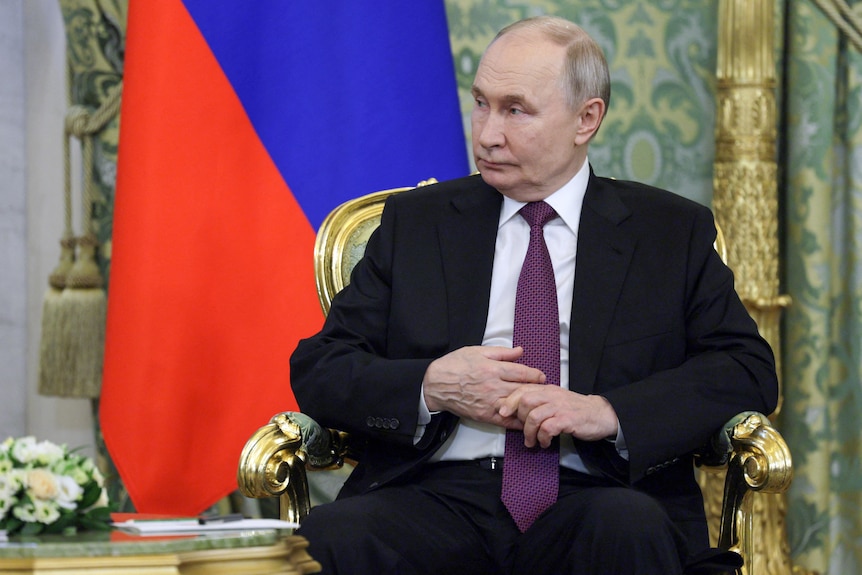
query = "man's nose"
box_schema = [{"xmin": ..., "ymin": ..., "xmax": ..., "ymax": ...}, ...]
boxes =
[{"xmin": 476, "ymin": 112, "xmax": 505, "ymax": 149}]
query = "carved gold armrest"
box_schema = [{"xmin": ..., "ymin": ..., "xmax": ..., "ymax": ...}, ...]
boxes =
[
  {"xmin": 698, "ymin": 412, "xmax": 793, "ymax": 559},
  {"xmin": 237, "ymin": 412, "xmax": 351, "ymax": 524}
]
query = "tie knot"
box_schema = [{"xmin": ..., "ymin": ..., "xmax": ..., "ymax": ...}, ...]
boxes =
[{"xmin": 519, "ymin": 201, "xmax": 557, "ymax": 228}]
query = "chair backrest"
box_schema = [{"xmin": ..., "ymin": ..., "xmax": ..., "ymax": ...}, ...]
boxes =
[
  {"xmin": 714, "ymin": 222, "xmax": 727, "ymax": 265},
  {"xmin": 313, "ymin": 179, "xmax": 437, "ymax": 316}
]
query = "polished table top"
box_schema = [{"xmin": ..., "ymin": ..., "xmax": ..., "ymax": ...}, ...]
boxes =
[
  {"xmin": 0, "ymin": 529, "xmax": 284, "ymax": 558},
  {"xmin": 0, "ymin": 528, "xmax": 320, "ymax": 574}
]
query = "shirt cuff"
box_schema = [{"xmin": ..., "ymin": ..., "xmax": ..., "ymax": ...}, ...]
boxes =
[
  {"xmin": 414, "ymin": 384, "xmax": 434, "ymax": 445},
  {"xmin": 609, "ymin": 420, "xmax": 629, "ymax": 461}
]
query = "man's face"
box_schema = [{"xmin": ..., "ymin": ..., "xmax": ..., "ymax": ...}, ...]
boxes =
[{"xmin": 471, "ymin": 31, "xmax": 588, "ymax": 202}]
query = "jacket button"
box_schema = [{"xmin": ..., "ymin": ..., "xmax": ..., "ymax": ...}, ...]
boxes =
[{"xmin": 366, "ymin": 416, "xmax": 375, "ymax": 428}]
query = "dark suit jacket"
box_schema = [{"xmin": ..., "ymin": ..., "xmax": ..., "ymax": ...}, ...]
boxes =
[{"xmin": 291, "ymin": 171, "xmax": 778, "ymax": 547}]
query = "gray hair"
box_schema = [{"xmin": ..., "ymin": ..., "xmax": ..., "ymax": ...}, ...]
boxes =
[{"xmin": 493, "ymin": 16, "xmax": 611, "ymax": 112}]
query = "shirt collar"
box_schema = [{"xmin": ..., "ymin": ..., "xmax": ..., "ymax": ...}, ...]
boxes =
[{"xmin": 498, "ymin": 160, "xmax": 590, "ymax": 235}]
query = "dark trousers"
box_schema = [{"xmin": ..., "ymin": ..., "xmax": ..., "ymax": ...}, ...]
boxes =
[{"xmin": 296, "ymin": 462, "xmax": 691, "ymax": 575}]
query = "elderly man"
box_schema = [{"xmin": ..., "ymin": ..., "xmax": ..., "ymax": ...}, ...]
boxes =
[{"xmin": 291, "ymin": 15, "xmax": 778, "ymax": 575}]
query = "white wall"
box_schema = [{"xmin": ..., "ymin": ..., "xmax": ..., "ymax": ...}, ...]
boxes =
[
  {"xmin": 0, "ymin": 0, "xmax": 27, "ymax": 438},
  {"xmin": 0, "ymin": 0, "xmax": 95, "ymax": 456}
]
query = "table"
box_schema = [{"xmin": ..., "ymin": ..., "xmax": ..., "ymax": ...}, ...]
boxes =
[{"xmin": 0, "ymin": 529, "xmax": 320, "ymax": 574}]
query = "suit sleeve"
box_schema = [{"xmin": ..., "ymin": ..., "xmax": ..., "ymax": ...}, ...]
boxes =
[
  {"xmin": 289, "ymin": 196, "xmax": 436, "ymax": 447},
  {"xmin": 600, "ymin": 206, "xmax": 779, "ymax": 483}
]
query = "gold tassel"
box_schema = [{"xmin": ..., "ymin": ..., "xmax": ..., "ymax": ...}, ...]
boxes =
[
  {"xmin": 54, "ymin": 234, "xmax": 106, "ymax": 398},
  {"xmin": 38, "ymin": 236, "xmax": 76, "ymax": 396},
  {"xmin": 37, "ymin": 84, "xmax": 120, "ymax": 398},
  {"xmin": 38, "ymin": 63, "xmax": 82, "ymax": 397}
]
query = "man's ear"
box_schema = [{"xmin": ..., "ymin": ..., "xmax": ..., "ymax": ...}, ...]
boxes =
[{"xmin": 575, "ymin": 98, "xmax": 606, "ymax": 144}]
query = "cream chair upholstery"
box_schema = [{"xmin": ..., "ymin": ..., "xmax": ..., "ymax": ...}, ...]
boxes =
[{"xmin": 237, "ymin": 181, "xmax": 793, "ymax": 573}]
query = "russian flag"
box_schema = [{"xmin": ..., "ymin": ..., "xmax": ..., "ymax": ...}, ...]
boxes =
[{"xmin": 101, "ymin": 0, "xmax": 468, "ymax": 514}]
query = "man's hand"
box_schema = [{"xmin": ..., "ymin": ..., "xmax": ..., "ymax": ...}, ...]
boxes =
[
  {"xmin": 496, "ymin": 386, "xmax": 619, "ymax": 448},
  {"xmin": 423, "ymin": 346, "xmax": 546, "ymax": 426}
]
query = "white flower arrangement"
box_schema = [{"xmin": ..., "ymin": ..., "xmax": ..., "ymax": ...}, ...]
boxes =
[{"xmin": 0, "ymin": 436, "xmax": 111, "ymax": 536}]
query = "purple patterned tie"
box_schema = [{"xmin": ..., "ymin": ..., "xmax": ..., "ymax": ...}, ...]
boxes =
[{"xmin": 502, "ymin": 201, "xmax": 561, "ymax": 533}]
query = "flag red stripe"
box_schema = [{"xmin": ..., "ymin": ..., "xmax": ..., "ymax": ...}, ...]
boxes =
[{"xmin": 102, "ymin": 0, "xmax": 320, "ymax": 514}]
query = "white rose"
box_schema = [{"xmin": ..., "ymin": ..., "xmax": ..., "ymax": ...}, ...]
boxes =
[
  {"xmin": 27, "ymin": 468, "xmax": 60, "ymax": 500},
  {"xmin": 55, "ymin": 475, "xmax": 83, "ymax": 510}
]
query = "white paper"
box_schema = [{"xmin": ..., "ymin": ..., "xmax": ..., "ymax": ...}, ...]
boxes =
[{"xmin": 111, "ymin": 518, "xmax": 298, "ymax": 535}]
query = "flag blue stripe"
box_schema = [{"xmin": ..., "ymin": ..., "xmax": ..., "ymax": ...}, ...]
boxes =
[{"xmin": 181, "ymin": 0, "xmax": 469, "ymax": 228}]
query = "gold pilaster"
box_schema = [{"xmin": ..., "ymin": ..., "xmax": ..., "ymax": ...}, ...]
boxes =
[{"xmin": 704, "ymin": 1, "xmax": 806, "ymax": 574}]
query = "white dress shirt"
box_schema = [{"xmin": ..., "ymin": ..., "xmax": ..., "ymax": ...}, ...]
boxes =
[{"xmin": 420, "ymin": 161, "xmax": 626, "ymax": 472}]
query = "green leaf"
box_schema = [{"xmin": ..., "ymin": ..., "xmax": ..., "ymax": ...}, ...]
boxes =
[
  {"xmin": 79, "ymin": 516, "xmax": 112, "ymax": 531},
  {"xmin": 85, "ymin": 506, "xmax": 112, "ymax": 522},
  {"xmin": 2, "ymin": 517, "xmax": 23, "ymax": 535},
  {"xmin": 20, "ymin": 521, "xmax": 44, "ymax": 536},
  {"xmin": 79, "ymin": 482, "xmax": 102, "ymax": 508},
  {"xmin": 44, "ymin": 513, "xmax": 74, "ymax": 534}
]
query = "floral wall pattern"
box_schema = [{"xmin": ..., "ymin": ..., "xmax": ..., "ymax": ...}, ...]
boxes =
[
  {"xmin": 782, "ymin": 1, "xmax": 862, "ymax": 573},
  {"xmin": 59, "ymin": 0, "xmax": 125, "ymax": 282}
]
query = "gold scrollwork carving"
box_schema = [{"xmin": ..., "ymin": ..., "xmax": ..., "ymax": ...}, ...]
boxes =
[{"xmin": 237, "ymin": 414, "xmax": 311, "ymax": 524}]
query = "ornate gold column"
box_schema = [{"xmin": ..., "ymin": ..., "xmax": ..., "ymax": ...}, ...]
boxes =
[{"xmin": 705, "ymin": 1, "xmax": 807, "ymax": 574}]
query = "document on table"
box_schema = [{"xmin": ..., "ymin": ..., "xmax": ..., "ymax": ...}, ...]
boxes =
[{"xmin": 112, "ymin": 518, "xmax": 298, "ymax": 535}]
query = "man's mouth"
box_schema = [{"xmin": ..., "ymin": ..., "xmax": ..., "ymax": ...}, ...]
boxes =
[{"xmin": 477, "ymin": 158, "xmax": 509, "ymax": 170}]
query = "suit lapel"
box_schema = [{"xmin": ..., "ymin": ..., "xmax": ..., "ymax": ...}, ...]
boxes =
[
  {"xmin": 432, "ymin": 172, "xmax": 635, "ymax": 392},
  {"xmin": 439, "ymin": 176, "xmax": 501, "ymax": 349},
  {"xmin": 569, "ymin": 174, "xmax": 635, "ymax": 394}
]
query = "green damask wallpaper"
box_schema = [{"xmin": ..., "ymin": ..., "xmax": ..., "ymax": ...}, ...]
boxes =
[
  {"xmin": 445, "ymin": 0, "xmax": 718, "ymax": 207},
  {"xmin": 59, "ymin": 0, "xmax": 126, "ymax": 283},
  {"xmin": 782, "ymin": 1, "xmax": 862, "ymax": 572}
]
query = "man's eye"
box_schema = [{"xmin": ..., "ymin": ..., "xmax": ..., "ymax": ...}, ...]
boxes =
[{"xmin": 509, "ymin": 108, "xmax": 523, "ymax": 115}]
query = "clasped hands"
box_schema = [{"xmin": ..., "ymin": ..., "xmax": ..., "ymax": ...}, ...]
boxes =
[{"xmin": 422, "ymin": 345, "xmax": 618, "ymax": 448}]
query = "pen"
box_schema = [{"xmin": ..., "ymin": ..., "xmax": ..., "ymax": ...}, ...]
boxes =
[{"xmin": 198, "ymin": 513, "xmax": 244, "ymax": 525}]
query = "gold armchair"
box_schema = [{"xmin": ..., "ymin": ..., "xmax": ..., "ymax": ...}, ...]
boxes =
[{"xmin": 237, "ymin": 182, "xmax": 793, "ymax": 573}]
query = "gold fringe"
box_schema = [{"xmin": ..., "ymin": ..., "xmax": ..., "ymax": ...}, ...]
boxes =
[
  {"xmin": 38, "ymin": 236, "xmax": 77, "ymax": 397},
  {"xmin": 38, "ymin": 288, "xmax": 106, "ymax": 398},
  {"xmin": 38, "ymin": 235, "xmax": 106, "ymax": 398},
  {"xmin": 59, "ymin": 287, "xmax": 106, "ymax": 398},
  {"xmin": 37, "ymin": 286, "xmax": 67, "ymax": 396}
]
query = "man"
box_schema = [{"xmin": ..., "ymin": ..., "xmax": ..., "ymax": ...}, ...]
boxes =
[{"xmin": 291, "ymin": 15, "xmax": 778, "ymax": 575}]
